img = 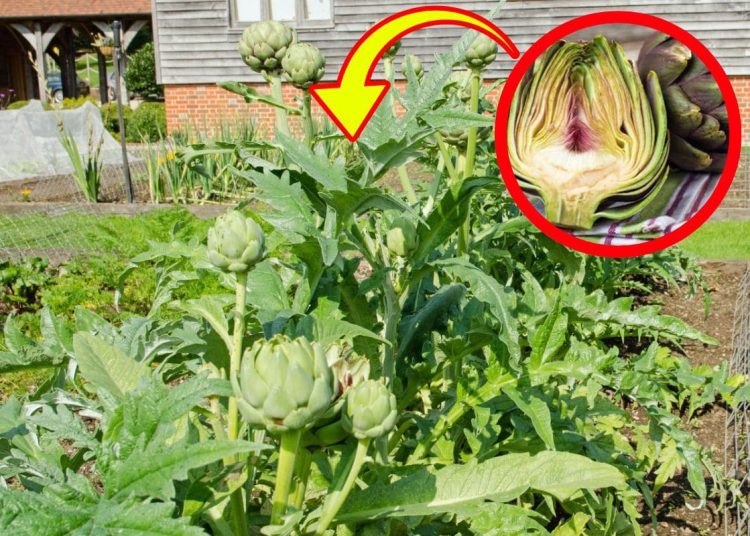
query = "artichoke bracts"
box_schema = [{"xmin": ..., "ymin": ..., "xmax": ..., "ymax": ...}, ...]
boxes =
[
  {"xmin": 239, "ymin": 21, "xmax": 295, "ymax": 75},
  {"xmin": 638, "ymin": 33, "xmax": 727, "ymax": 172},
  {"xmin": 342, "ymin": 380, "xmax": 397, "ymax": 439},
  {"xmin": 282, "ymin": 42, "xmax": 325, "ymax": 89},
  {"xmin": 232, "ymin": 336, "xmax": 337, "ymax": 433},
  {"xmin": 464, "ymin": 34, "xmax": 498, "ymax": 71},
  {"xmin": 207, "ymin": 211, "xmax": 265, "ymax": 273},
  {"xmin": 508, "ymin": 36, "xmax": 669, "ymax": 230}
]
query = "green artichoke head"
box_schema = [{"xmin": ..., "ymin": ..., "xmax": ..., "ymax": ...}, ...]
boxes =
[
  {"xmin": 232, "ymin": 335, "xmax": 337, "ymax": 433},
  {"xmin": 342, "ymin": 380, "xmax": 397, "ymax": 439},
  {"xmin": 637, "ymin": 33, "xmax": 727, "ymax": 172},
  {"xmin": 386, "ymin": 216, "xmax": 419, "ymax": 257},
  {"xmin": 382, "ymin": 40, "xmax": 401, "ymax": 60},
  {"xmin": 282, "ymin": 42, "xmax": 326, "ymax": 89},
  {"xmin": 207, "ymin": 211, "xmax": 264, "ymax": 273},
  {"xmin": 402, "ymin": 54, "xmax": 424, "ymax": 79},
  {"xmin": 239, "ymin": 21, "xmax": 295, "ymax": 75},
  {"xmin": 464, "ymin": 34, "xmax": 498, "ymax": 71},
  {"xmin": 508, "ymin": 36, "xmax": 670, "ymax": 229}
]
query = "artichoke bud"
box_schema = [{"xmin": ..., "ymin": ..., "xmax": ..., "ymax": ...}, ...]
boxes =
[
  {"xmin": 342, "ymin": 380, "xmax": 397, "ymax": 440},
  {"xmin": 386, "ymin": 216, "xmax": 419, "ymax": 258},
  {"xmin": 329, "ymin": 352, "xmax": 371, "ymax": 396},
  {"xmin": 207, "ymin": 211, "xmax": 264, "ymax": 273},
  {"xmin": 508, "ymin": 36, "xmax": 670, "ymax": 229},
  {"xmin": 401, "ymin": 54, "xmax": 424, "ymax": 79},
  {"xmin": 382, "ymin": 40, "xmax": 401, "ymax": 60},
  {"xmin": 637, "ymin": 32, "xmax": 727, "ymax": 172},
  {"xmin": 232, "ymin": 335, "xmax": 337, "ymax": 433},
  {"xmin": 282, "ymin": 42, "xmax": 326, "ymax": 89},
  {"xmin": 239, "ymin": 21, "xmax": 295, "ymax": 75},
  {"xmin": 464, "ymin": 34, "xmax": 498, "ymax": 71}
]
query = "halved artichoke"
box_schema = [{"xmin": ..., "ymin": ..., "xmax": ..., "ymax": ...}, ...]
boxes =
[{"xmin": 508, "ymin": 36, "xmax": 670, "ymax": 229}]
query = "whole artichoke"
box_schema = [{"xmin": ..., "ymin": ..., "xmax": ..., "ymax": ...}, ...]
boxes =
[
  {"xmin": 386, "ymin": 216, "xmax": 418, "ymax": 257},
  {"xmin": 401, "ymin": 54, "xmax": 424, "ymax": 79},
  {"xmin": 508, "ymin": 36, "xmax": 669, "ymax": 230},
  {"xmin": 239, "ymin": 21, "xmax": 294, "ymax": 75},
  {"xmin": 232, "ymin": 336, "xmax": 337, "ymax": 433},
  {"xmin": 638, "ymin": 33, "xmax": 727, "ymax": 172},
  {"xmin": 464, "ymin": 34, "xmax": 498, "ymax": 71},
  {"xmin": 207, "ymin": 212, "xmax": 264, "ymax": 273},
  {"xmin": 342, "ymin": 380, "xmax": 397, "ymax": 439},
  {"xmin": 282, "ymin": 42, "xmax": 325, "ymax": 89},
  {"xmin": 382, "ymin": 40, "xmax": 401, "ymax": 60}
]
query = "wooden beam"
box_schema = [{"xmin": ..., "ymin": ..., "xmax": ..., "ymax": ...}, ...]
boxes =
[
  {"xmin": 97, "ymin": 49, "xmax": 109, "ymax": 104},
  {"xmin": 9, "ymin": 23, "xmax": 34, "ymax": 46},
  {"xmin": 33, "ymin": 23, "xmax": 48, "ymax": 103},
  {"xmin": 123, "ymin": 20, "xmax": 147, "ymax": 50}
]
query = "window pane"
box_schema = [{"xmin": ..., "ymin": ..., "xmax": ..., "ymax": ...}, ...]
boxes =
[
  {"xmin": 305, "ymin": 0, "xmax": 331, "ymax": 20},
  {"xmin": 271, "ymin": 0, "xmax": 296, "ymax": 21},
  {"xmin": 236, "ymin": 0, "xmax": 262, "ymax": 21}
]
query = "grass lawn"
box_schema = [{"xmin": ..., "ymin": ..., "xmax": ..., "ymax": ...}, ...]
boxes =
[{"xmin": 680, "ymin": 220, "xmax": 750, "ymax": 260}]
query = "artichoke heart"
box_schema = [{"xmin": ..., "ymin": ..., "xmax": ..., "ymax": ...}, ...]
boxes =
[{"xmin": 508, "ymin": 36, "xmax": 670, "ymax": 229}]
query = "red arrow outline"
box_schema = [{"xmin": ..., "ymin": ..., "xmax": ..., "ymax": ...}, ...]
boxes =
[{"xmin": 310, "ymin": 5, "xmax": 519, "ymax": 142}]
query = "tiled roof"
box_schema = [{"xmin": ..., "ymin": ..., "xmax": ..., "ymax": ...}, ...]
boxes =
[{"xmin": 0, "ymin": 0, "xmax": 151, "ymax": 19}]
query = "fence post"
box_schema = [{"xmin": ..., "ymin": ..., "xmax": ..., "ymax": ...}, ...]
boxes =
[{"xmin": 112, "ymin": 20, "xmax": 134, "ymax": 203}]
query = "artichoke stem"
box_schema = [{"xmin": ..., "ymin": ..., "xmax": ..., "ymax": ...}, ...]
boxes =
[
  {"xmin": 302, "ymin": 90, "xmax": 315, "ymax": 148},
  {"xmin": 435, "ymin": 132, "xmax": 458, "ymax": 185},
  {"xmin": 227, "ymin": 270, "xmax": 248, "ymax": 443},
  {"xmin": 271, "ymin": 428, "xmax": 303, "ymax": 525},
  {"xmin": 314, "ymin": 438, "xmax": 371, "ymax": 535},
  {"xmin": 543, "ymin": 190, "xmax": 599, "ymax": 230},
  {"xmin": 459, "ymin": 68, "xmax": 481, "ymax": 256},
  {"xmin": 397, "ymin": 165, "xmax": 417, "ymax": 204},
  {"xmin": 268, "ymin": 74, "xmax": 290, "ymax": 136}
]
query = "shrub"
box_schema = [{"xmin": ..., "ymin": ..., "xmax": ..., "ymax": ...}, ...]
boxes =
[
  {"xmin": 124, "ymin": 42, "xmax": 163, "ymax": 99},
  {"xmin": 60, "ymin": 96, "xmax": 97, "ymax": 109},
  {"xmin": 100, "ymin": 102, "xmax": 133, "ymax": 137},
  {"xmin": 127, "ymin": 102, "xmax": 166, "ymax": 142},
  {"xmin": 6, "ymin": 100, "xmax": 29, "ymax": 110}
]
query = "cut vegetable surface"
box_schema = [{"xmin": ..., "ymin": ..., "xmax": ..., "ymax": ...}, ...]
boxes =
[{"xmin": 508, "ymin": 36, "xmax": 670, "ymax": 229}]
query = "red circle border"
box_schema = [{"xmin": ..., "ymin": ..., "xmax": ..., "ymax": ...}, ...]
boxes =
[{"xmin": 494, "ymin": 11, "xmax": 742, "ymax": 258}]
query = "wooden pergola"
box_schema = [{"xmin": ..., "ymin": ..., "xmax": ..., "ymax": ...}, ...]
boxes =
[{"xmin": 0, "ymin": 0, "xmax": 151, "ymax": 104}]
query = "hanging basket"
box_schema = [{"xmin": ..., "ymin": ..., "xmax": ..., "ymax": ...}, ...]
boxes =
[{"xmin": 98, "ymin": 46, "xmax": 114, "ymax": 57}]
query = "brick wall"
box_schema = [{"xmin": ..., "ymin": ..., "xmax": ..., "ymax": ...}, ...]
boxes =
[{"xmin": 164, "ymin": 76, "xmax": 750, "ymax": 213}]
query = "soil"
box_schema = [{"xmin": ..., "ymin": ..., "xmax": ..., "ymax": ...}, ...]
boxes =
[{"xmin": 639, "ymin": 261, "xmax": 749, "ymax": 535}]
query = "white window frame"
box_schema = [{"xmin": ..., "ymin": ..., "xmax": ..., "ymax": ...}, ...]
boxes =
[{"xmin": 231, "ymin": 0, "xmax": 334, "ymax": 29}]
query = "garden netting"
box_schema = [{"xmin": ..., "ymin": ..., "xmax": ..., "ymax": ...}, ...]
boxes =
[{"xmin": 0, "ymin": 100, "xmax": 123, "ymax": 182}]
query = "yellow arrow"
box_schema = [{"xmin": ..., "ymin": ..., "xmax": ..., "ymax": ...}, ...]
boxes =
[{"xmin": 310, "ymin": 5, "xmax": 519, "ymax": 142}]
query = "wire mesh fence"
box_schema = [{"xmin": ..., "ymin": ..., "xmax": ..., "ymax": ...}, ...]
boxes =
[{"xmin": 725, "ymin": 266, "xmax": 750, "ymax": 535}]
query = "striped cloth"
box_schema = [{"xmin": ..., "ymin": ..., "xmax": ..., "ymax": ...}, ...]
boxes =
[{"xmin": 528, "ymin": 172, "xmax": 719, "ymax": 245}]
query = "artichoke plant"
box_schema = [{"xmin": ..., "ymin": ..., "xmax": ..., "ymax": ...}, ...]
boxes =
[
  {"xmin": 282, "ymin": 42, "xmax": 325, "ymax": 89},
  {"xmin": 382, "ymin": 40, "xmax": 401, "ymax": 60},
  {"xmin": 207, "ymin": 211, "xmax": 264, "ymax": 273},
  {"xmin": 638, "ymin": 33, "xmax": 727, "ymax": 172},
  {"xmin": 232, "ymin": 336, "xmax": 337, "ymax": 433},
  {"xmin": 239, "ymin": 21, "xmax": 295, "ymax": 75},
  {"xmin": 342, "ymin": 380, "xmax": 397, "ymax": 439},
  {"xmin": 508, "ymin": 36, "xmax": 669, "ymax": 229},
  {"xmin": 464, "ymin": 34, "xmax": 498, "ymax": 71},
  {"xmin": 386, "ymin": 216, "xmax": 419, "ymax": 257}
]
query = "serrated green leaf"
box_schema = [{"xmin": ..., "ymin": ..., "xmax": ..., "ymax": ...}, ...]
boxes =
[{"xmin": 73, "ymin": 332, "xmax": 148, "ymax": 399}]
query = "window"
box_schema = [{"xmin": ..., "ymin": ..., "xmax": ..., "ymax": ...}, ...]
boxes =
[{"xmin": 235, "ymin": 0, "xmax": 332, "ymax": 26}]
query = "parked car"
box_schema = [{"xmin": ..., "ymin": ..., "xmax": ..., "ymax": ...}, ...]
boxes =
[{"xmin": 47, "ymin": 72, "xmax": 89, "ymax": 102}]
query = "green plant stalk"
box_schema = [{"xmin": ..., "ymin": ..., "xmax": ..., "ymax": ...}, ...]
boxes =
[
  {"xmin": 271, "ymin": 428, "xmax": 303, "ymax": 525},
  {"xmin": 383, "ymin": 56, "xmax": 417, "ymax": 204},
  {"xmin": 435, "ymin": 132, "xmax": 458, "ymax": 185},
  {"xmin": 302, "ymin": 90, "xmax": 315, "ymax": 148},
  {"xmin": 225, "ymin": 270, "xmax": 249, "ymax": 536},
  {"xmin": 314, "ymin": 438, "xmax": 371, "ymax": 536},
  {"xmin": 269, "ymin": 74, "xmax": 290, "ymax": 136},
  {"xmin": 227, "ymin": 270, "xmax": 248, "ymax": 443},
  {"xmin": 458, "ymin": 68, "xmax": 482, "ymax": 255},
  {"xmin": 290, "ymin": 446, "xmax": 312, "ymax": 510}
]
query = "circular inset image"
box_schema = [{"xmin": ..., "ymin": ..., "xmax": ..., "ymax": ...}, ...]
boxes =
[{"xmin": 495, "ymin": 12, "xmax": 741, "ymax": 257}]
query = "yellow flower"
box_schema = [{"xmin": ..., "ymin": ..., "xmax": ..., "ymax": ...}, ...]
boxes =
[
  {"xmin": 157, "ymin": 157, "xmax": 165, "ymax": 165},
  {"xmin": 166, "ymin": 151, "xmax": 176, "ymax": 161},
  {"xmin": 20, "ymin": 188, "xmax": 32, "ymax": 198}
]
